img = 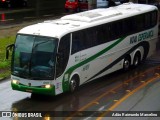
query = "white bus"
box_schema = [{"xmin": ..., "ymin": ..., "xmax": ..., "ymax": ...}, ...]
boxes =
[{"xmin": 7, "ymin": 3, "xmax": 158, "ymax": 96}]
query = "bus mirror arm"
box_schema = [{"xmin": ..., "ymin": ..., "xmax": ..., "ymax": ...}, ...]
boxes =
[{"xmin": 6, "ymin": 44, "xmax": 14, "ymax": 59}]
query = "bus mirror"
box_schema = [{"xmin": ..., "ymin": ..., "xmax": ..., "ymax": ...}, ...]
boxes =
[{"xmin": 6, "ymin": 44, "xmax": 14, "ymax": 59}]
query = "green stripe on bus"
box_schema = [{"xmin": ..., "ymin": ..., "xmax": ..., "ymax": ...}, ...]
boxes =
[{"xmin": 63, "ymin": 36, "xmax": 126, "ymax": 91}]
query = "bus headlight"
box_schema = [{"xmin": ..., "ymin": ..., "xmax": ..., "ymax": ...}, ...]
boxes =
[
  {"xmin": 12, "ymin": 79, "xmax": 19, "ymax": 84},
  {"xmin": 44, "ymin": 84, "xmax": 51, "ymax": 89}
]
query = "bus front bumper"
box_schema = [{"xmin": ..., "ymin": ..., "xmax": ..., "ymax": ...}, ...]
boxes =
[{"xmin": 11, "ymin": 82, "xmax": 55, "ymax": 96}]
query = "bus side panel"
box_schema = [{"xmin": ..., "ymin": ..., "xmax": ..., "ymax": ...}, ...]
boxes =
[{"xmin": 74, "ymin": 28, "xmax": 157, "ymax": 84}]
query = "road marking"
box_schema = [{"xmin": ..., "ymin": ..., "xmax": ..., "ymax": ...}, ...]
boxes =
[
  {"xmin": 140, "ymin": 80, "xmax": 145, "ymax": 83},
  {"xmin": 93, "ymin": 102, "xmax": 99, "ymax": 105},
  {"xmin": 113, "ymin": 100, "xmax": 119, "ymax": 102},
  {"xmin": 141, "ymin": 74, "xmax": 145, "ymax": 77},
  {"xmin": 65, "ymin": 83, "xmax": 123, "ymax": 120},
  {"xmin": 155, "ymin": 73, "xmax": 160, "ymax": 76},
  {"xmin": 123, "ymin": 82, "xmax": 129, "ymax": 85},
  {"xmin": 110, "ymin": 90, "xmax": 116, "ymax": 94},
  {"xmin": 43, "ymin": 14, "xmax": 55, "ymax": 17},
  {"xmin": 126, "ymin": 90, "xmax": 131, "ymax": 93},
  {"xmin": 65, "ymin": 66, "xmax": 160, "ymax": 120},
  {"xmin": 96, "ymin": 74, "xmax": 160, "ymax": 120}
]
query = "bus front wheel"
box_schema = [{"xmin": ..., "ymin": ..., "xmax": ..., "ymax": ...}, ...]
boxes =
[{"xmin": 70, "ymin": 76, "xmax": 79, "ymax": 92}]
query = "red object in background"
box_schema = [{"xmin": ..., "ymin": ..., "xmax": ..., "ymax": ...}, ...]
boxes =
[
  {"xmin": 1, "ymin": 13, "xmax": 5, "ymax": 21},
  {"xmin": 65, "ymin": 0, "xmax": 88, "ymax": 12},
  {"xmin": 2, "ymin": 0, "xmax": 6, "ymax": 2}
]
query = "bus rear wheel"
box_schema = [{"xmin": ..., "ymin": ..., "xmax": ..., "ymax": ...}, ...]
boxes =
[
  {"xmin": 133, "ymin": 52, "xmax": 141, "ymax": 67},
  {"xmin": 123, "ymin": 56, "xmax": 130, "ymax": 71}
]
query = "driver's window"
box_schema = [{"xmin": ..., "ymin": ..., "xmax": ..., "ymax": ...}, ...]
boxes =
[{"xmin": 56, "ymin": 34, "xmax": 70, "ymax": 77}]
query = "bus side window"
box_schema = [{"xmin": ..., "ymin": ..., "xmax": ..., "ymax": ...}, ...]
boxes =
[
  {"xmin": 96, "ymin": 25, "xmax": 106, "ymax": 45},
  {"xmin": 85, "ymin": 28, "xmax": 96, "ymax": 48},
  {"xmin": 72, "ymin": 32, "xmax": 83, "ymax": 54},
  {"xmin": 144, "ymin": 13, "xmax": 151, "ymax": 29},
  {"xmin": 56, "ymin": 34, "xmax": 70, "ymax": 77},
  {"xmin": 135, "ymin": 15, "xmax": 144, "ymax": 32},
  {"xmin": 151, "ymin": 11, "xmax": 157, "ymax": 27}
]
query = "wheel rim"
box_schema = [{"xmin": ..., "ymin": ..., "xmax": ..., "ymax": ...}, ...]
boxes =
[
  {"xmin": 124, "ymin": 59, "xmax": 130, "ymax": 70},
  {"xmin": 70, "ymin": 79, "xmax": 77, "ymax": 92},
  {"xmin": 134, "ymin": 56, "xmax": 139, "ymax": 66}
]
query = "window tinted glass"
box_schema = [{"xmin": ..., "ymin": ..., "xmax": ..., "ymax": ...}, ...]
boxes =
[
  {"xmin": 56, "ymin": 34, "xmax": 70, "ymax": 77},
  {"xmin": 71, "ymin": 10, "xmax": 157, "ymax": 54}
]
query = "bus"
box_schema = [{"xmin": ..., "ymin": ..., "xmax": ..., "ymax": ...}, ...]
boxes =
[{"xmin": 6, "ymin": 3, "xmax": 158, "ymax": 96}]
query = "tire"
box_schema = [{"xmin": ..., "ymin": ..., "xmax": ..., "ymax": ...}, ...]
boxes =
[
  {"xmin": 123, "ymin": 56, "xmax": 130, "ymax": 71},
  {"xmin": 133, "ymin": 52, "xmax": 141, "ymax": 67},
  {"xmin": 70, "ymin": 77, "xmax": 79, "ymax": 92}
]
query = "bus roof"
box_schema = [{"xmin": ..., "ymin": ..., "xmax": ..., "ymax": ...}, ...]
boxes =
[{"xmin": 18, "ymin": 3, "xmax": 158, "ymax": 39}]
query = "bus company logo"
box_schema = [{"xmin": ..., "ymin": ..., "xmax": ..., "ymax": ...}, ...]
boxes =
[{"xmin": 2, "ymin": 112, "xmax": 12, "ymax": 117}]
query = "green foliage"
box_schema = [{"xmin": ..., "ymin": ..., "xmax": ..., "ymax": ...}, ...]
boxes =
[
  {"xmin": 0, "ymin": 60, "xmax": 10, "ymax": 69},
  {"xmin": 0, "ymin": 70, "xmax": 10, "ymax": 79},
  {"xmin": 0, "ymin": 36, "xmax": 15, "ymax": 79}
]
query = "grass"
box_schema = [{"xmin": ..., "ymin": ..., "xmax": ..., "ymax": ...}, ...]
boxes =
[{"xmin": 0, "ymin": 36, "xmax": 15, "ymax": 79}]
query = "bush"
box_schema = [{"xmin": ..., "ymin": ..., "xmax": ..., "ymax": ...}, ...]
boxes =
[{"xmin": 0, "ymin": 36, "xmax": 15, "ymax": 79}]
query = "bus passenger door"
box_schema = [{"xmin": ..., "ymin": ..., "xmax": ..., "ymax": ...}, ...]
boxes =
[{"xmin": 56, "ymin": 34, "xmax": 70, "ymax": 95}]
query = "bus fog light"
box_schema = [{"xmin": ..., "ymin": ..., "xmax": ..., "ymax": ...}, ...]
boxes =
[
  {"xmin": 12, "ymin": 80, "xmax": 19, "ymax": 84},
  {"xmin": 44, "ymin": 84, "xmax": 51, "ymax": 89}
]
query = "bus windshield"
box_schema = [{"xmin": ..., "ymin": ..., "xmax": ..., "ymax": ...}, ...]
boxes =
[{"xmin": 12, "ymin": 34, "xmax": 58, "ymax": 80}]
